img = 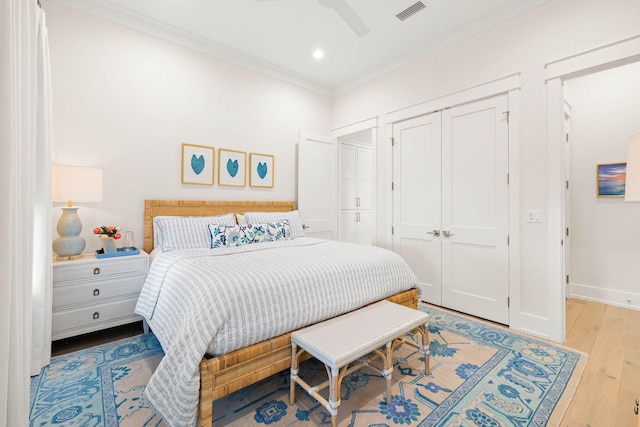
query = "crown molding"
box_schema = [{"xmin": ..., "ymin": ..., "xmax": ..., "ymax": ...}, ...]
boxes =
[{"xmin": 48, "ymin": 0, "xmax": 333, "ymax": 96}]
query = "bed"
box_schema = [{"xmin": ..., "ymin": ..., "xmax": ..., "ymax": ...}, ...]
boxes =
[{"xmin": 139, "ymin": 200, "xmax": 420, "ymax": 427}]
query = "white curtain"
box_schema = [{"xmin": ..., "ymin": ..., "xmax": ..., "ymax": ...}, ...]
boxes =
[{"xmin": 0, "ymin": 0, "xmax": 53, "ymax": 425}]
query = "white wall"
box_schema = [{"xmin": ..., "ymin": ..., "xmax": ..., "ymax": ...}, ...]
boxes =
[
  {"xmin": 46, "ymin": 2, "xmax": 332, "ymax": 253},
  {"xmin": 567, "ymin": 62, "xmax": 640, "ymax": 308},
  {"xmin": 330, "ymin": 0, "xmax": 640, "ymax": 338}
]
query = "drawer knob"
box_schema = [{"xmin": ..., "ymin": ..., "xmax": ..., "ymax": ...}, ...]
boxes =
[
  {"xmin": 93, "ymin": 288, "xmax": 100, "ymax": 296},
  {"xmin": 93, "ymin": 311, "xmax": 100, "ymax": 320},
  {"xmin": 93, "ymin": 267, "xmax": 100, "ymax": 275}
]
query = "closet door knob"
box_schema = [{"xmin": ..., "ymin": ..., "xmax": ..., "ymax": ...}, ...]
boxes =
[
  {"xmin": 427, "ymin": 230, "xmax": 440, "ymax": 237},
  {"xmin": 443, "ymin": 230, "xmax": 454, "ymax": 238}
]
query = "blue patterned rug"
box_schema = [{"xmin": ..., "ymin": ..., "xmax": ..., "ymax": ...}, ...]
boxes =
[{"xmin": 30, "ymin": 305, "xmax": 587, "ymax": 426}]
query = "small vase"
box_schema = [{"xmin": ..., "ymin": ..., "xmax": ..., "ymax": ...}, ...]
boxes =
[{"xmin": 101, "ymin": 237, "xmax": 118, "ymax": 254}]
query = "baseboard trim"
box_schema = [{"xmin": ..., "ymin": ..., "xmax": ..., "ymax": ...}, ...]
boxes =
[{"xmin": 568, "ymin": 282, "xmax": 640, "ymax": 311}]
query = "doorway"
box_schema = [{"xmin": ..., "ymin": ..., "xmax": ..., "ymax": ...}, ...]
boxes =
[{"xmin": 545, "ymin": 33, "xmax": 640, "ymax": 342}]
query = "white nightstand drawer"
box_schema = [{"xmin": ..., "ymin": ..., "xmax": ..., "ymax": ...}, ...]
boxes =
[
  {"xmin": 53, "ymin": 275, "xmax": 145, "ymax": 308},
  {"xmin": 52, "ymin": 297, "xmax": 140, "ymax": 335},
  {"xmin": 53, "ymin": 255, "xmax": 147, "ymax": 283}
]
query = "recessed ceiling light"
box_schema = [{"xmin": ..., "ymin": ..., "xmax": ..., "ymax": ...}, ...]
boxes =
[{"xmin": 313, "ymin": 49, "xmax": 324, "ymax": 59}]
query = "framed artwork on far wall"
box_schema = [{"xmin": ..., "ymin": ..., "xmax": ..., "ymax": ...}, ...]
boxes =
[
  {"xmin": 249, "ymin": 153, "xmax": 274, "ymax": 188},
  {"xmin": 597, "ymin": 162, "xmax": 626, "ymax": 197},
  {"xmin": 182, "ymin": 143, "xmax": 214, "ymax": 185},
  {"xmin": 218, "ymin": 148, "xmax": 246, "ymax": 186}
]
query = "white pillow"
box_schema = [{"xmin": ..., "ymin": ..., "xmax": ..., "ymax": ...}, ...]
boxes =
[
  {"xmin": 243, "ymin": 210, "xmax": 305, "ymax": 239},
  {"xmin": 155, "ymin": 213, "xmax": 236, "ymax": 251}
]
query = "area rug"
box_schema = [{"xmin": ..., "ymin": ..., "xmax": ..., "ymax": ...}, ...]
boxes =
[{"xmin": 30, "ymin": 305, "xmax": 587, "ymax": 426}]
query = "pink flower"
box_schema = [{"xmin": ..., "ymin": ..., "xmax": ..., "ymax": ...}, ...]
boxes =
[{"xmin": 93, "ymin": 225, "xmax": 122, "ymax": 238}]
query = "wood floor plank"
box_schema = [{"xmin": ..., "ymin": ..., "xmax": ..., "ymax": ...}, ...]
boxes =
[
  {"xmin": 563, "ymin": 299, "xmax": 606, "ymax": 353},
  {"xmin": 614, "ymin": 307, "xmax": 640, "ymax": 426},
  {"xmin": 561, "ymin": 301, "xmax": 638, "ymax": 427},
  {"xmin": 565, "ymin": 297, "xmax": 584, "ymax": 335}
]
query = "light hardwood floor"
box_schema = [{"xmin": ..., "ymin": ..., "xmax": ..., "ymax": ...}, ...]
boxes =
[{"xmin": 561, "ymin": 298, "xmax": 640, "ymax": 427}]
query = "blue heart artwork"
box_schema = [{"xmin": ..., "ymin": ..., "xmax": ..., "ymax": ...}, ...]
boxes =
[
  {"xmin": 227, "ymin": 159, "xmax": 239, "ymax": 177},
  {"xmin": 257, "ymin": 162, "xmax": 268, "ymax": 179},
  {"xmin": 191, "ymin": 154, "xmax": 205, "ymax": 175}
]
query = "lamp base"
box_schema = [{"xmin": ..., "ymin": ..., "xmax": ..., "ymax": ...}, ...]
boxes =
[
  {"xmin": 53, "ymin": 207, "xmax": 86, "ymax": 259},
  {"xmin": 54, "ymin": 254, "xmax": 84, "ymax": 261}
]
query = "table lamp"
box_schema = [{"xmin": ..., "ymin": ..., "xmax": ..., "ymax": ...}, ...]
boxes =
[
  {"xmin": 52, "ymin": 164, "xmax": 103, "ymax": 260},
  {"xmin": 625, "ymin": 133, "xmax": 640, "ymax": 202}
]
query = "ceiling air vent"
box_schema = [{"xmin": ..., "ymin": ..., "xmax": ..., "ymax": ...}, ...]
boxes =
[{"xmin": 396, "ymin": 1, "xmax": 426, "ymax": 21}]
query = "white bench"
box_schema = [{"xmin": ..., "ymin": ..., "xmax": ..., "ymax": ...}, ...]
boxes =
[{"xmin": 289, "ymin": 300, "xmax": 429, "ymax": 427}]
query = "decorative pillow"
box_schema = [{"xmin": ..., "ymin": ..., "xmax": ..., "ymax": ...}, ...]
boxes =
[
  {"xmin": 250, "ymin": 220, "xmax": 291, "ymax": 244},
  {"xmin": 155, "ymin": 213, "xmax": 236, "ymax": 251},
  {"xmin": 208, "ymin": 220, "xmax": 291, "ymax": 248},
  {"xmin": 209, "ymin": 224, "xmax": 255, "ymax": 248},
  {"xmin": 244, "ymin": 210, "xmax": 305, "ymax": 239}
]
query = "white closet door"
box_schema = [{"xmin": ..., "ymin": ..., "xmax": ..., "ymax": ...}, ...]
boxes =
[
  {"xmin": 340, "ymin": 144, "xmax": 358, "ymax": 210},
  {"xmin": 392, "ymin": 112, "xmax": 442, "ymax": 305},
  {"xmin": 441, "ymin": 95, "xmax": 509, "ymax": 324},
  {"xmin": 298, "ymin": 132, "xmax": 338, "ymax": 239},
  {"xmin": 357, "ymin": 148, "xmax": 373, "ymax": 210}
]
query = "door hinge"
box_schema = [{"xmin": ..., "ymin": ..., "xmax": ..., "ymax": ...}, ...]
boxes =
[
  {"xmin": 507, "ymin": 173, "xmax": 510, "ymax": 185},
  {"xmin": 507, "ymin": 235, "xmax": 510, "ymax": 245},
  {"xmin": 566, "ymin": 180, "xmax": 569, "ymax": 190},
  {"xmin": 391, "ymin": 226, "xmax": 395, "ymax": 235},
  {"xmin": 566, "ymin": 133, "xmax": 569, "ymax": 142},
  {"xmin": 566, "ymin": 227, "xmax": 569, "ymax": 237},
  {"xmin": 507, "ymin": 297, "xmax": 510, "ymax": 308},
  {"xmin": 391, "ymin": 182, "xmax": 395, "ymax": 191},
  {"xmin": 391, "ymin": 137, "xmax": 395, "ymax": 146},
  {"xmin": 566, "ymin": 274, "xmax": 569, "ymax": 284},
  {"xmin": 503, "ymin": 111, "xmax": 510, "ymax": 124}
]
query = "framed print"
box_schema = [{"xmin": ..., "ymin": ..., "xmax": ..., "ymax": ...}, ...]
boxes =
[
  {"xmin": 249, "ymin": 153, "xmax": 274, "ymax": 188},
  {"xmin": 218, "ymin": 148, "xmax": 246, "ymax": 186},
  {"xmin": 182, "ymin": 143, "xmax": 214, "ymax": 185},
  {"xmin": 597, "ymin": 162, "xmax": 626, "ymax": 197}
]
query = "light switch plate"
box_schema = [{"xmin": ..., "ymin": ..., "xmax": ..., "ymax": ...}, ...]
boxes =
[{"xmin": 527, "ymin": 209, "xmax": 543, "ymax": 223}]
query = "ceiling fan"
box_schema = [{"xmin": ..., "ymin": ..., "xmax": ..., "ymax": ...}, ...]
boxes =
[{"xmin": 254, "ymin": 0, "xmax": 370, "ymax": 37}]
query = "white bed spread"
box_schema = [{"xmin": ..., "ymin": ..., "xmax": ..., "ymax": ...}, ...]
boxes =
[{"xmin": 135, "ymin": 237, "xmax": 419, "ymax": 427}]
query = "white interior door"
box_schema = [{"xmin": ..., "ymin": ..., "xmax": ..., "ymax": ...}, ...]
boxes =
[
  {"xmin": 298, "ymin": 132, "xmax": 337, "ymax": 239},
  {"xmin": 392, "ymin": 112, "xmax": 442, "ymax": 305},
  {"xmin": 441, "ymin": 95, "xmax": 510, "ymax": 324}
]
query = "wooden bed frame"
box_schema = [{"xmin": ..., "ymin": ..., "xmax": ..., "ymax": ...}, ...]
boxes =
[{"xmin": 143, "ymin": 200, "xmax": 420, "ymax": 426}]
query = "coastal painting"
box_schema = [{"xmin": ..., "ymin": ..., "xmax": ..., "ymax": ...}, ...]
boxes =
[{"xmin": 597, "ymin": 162, "xmax": 626, "ymax": 197}]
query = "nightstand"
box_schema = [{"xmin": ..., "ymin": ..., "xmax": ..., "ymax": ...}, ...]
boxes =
[{"xmin": 52, "ymin": 250, "xmax": 149, "ymax": 341}]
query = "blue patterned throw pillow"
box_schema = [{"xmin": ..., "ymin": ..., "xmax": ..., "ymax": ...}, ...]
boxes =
[
  {"xmin": 251, "ymin": 220, "xmax": 291, "ymax": 243},
  {"xmin": 209, "ymin": 224, "xmax": 256, "ymax": 248},
  {"xmin": 208, "ymin": 221, "xmax": 291, "ymax": 248}
]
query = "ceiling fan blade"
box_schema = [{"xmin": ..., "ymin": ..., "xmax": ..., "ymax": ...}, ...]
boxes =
[{"xmin": 319, "ymin": 0, "xmax": 370, "ymax": 37}]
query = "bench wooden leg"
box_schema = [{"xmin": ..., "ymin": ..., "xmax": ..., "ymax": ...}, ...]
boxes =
[
  {"xmin": 418, "ymin": 323, "xmax": 430, "ymax": 375},
  {"xmin": 384, "ymin": 342, "xmax": 393, "ymax": 404},
  {"xmin": 290, "ymin": 343, "xmax": 298, "ymax": 405}
]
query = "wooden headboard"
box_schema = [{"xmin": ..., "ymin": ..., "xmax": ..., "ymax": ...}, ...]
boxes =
[{"xmin": 143, "ymin": 200, "xmax": 297, "ymax": 253}]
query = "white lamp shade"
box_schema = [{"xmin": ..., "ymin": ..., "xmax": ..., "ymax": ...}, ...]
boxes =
[
  {"xmin": 625, "ymin": 133, "xmax": 640, "ymax": 202},
  {"xmin": 52, "ymin": 164, "xmax": 103, "ymax": 204}
]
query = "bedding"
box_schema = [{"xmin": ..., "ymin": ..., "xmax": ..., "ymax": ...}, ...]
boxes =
[{"xmin": 135, "ymin": 237, "xmax": 419, "ymax": 427}]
